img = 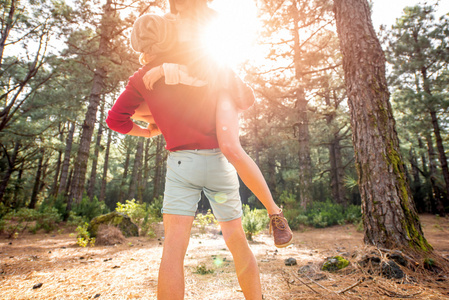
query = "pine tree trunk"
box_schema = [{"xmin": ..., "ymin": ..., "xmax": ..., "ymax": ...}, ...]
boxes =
[
  {"xmin": 409, "ymin": 149, "xmax": 425, "ymax": 213},
  {"xmin": 141, "ymin": 139, "xmax": 151, "ymax": 201},
  {"xmin": 0, "ymin": 142, "xmax": 20, "ymax": 204},
  {"xmin": 128, "ymin": 138, "xmax": 144, "ymax": 201},
  {"xmin": 38, "ymin": 157, "xmax": 49, "ymax": 194},
  {"xmin": 58, "ymin": 121, "xmax": 75, "ymax": 196},
  {"xmin": 294, "ymin": 88, "xmax": 313, "ymax": 209},
  {"xmin": 13, "ymin": 162, "xmax": 24, "ymax": 207},
  {"xmin": 118, "ymin": 147, "xmax": 131, "ymax": 203},
  {"xmin": 66, "ymin": 168, "xmax": 73, "ymax": 196},
  {"xmin": 152, "ymin": 136, "xmax": 164, "ymax": 201},
  {"xmin": 50, "ymin": 128, "xmax": 64, "ymax": 197},
  {"xmin": 267, "ymin": 150, "xmax": 277, "ymax": 200},
  {"xmin": 68, "ymin": 0, "xmax": 113, "ymax": 207},
  {"xmin": 419, "ymin": 136, "xmax": 434, "ymax": 212},
  {"xmin": 251, "ymin": 102, "xmax": 260, "ymax": 167},
  {"xmin": 425, "ymin": 134, "xmax": 446, "ymax": 215},
  {"xmin": 87, "ymin": 102, "xmax": 105, "ymax": 201},
  {"xmin": 291, "ymin": 1, "xmax": 313, "ymax": 209},
  {"xmin": 99, "ymin": 128, "xmax": 112, "ymax": 202},
  {"xmin": 421, "ymin": 68, "xmax": 449, "ymax": 215},
  {"xmin": 333, "ymin": 0, "xmax": 431, "ymax": 252},
  {"xmin": 136, "ymin": 139, "xmax": 146, "ymax": 202},
  {"xmin": 324, "ymin": 87, "xmax": 348, "ymax": 206},
  {"xmin": 29, "ymin": 149, "xmax": 44, "ymax": 209},
  {"xmin": 329, "ymin": 139, "xmax": 348, "ymax": 206},
  {"xmin": 421, "ymin": 70, "xmax": 449, "ymax": 212}
]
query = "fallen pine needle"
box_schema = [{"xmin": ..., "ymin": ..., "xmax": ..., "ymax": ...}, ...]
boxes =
[
  {"xmin": 290, "ymin": 271, "xmax": 322, "ymax": 295},
  {"xmin": 337, "ymin": 277, "xmax": 365, "ymax": 294}
]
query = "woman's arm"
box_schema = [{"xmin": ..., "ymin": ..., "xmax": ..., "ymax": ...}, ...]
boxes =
[{"xmin": 143, "ymin": 63, "xmax": 207, "ymax": 90}]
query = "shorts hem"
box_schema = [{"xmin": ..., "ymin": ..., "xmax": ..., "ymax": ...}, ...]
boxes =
[
  {"xmin": 162, "ymin": 209, "xmax": 196, "ymax": 217},
  {"xmin": 215, "ymin": 211, "xmax": 243, "ymax": 223}
]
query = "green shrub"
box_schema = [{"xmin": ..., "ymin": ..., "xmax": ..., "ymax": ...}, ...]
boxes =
[
  {"xmin": 282, "ymin": 208, "xmax": 304, "ymax": 230},
  {"xmin": 345, "ymin": 205, "xmax": 362, "ymax": 223},
  {"xmin": 0, "ymin": 218, "xmax": 6, "ymax": 233},
  {"xmin": 306, "ymin": 201, "xmax": 345, "ymax": 228},
  {"xmin": 2, "ymin": 207, "xmax": 62, "ymax": 236},
  {"xmin": 76, "ymin": 222, "xmax": 96, "ymax": 247},
  {"xmin": 116, "ymin": 199, "xmax": 147, "ymax": 223},
  {"xmin": 3, "ymin": 208, "xmax": 41, "ymax": 238},
  {"xmin": 284, "ymin": 201, "xmax": 362, "ymax": 229},
  {"xmin": 73, "ymin": 195, "xmax": 109, "ymax": 223},
  {"xmin": 0, "ymin": 202, "xmax": 9, "ymax": 219},
  {"xmin": 38, "ymin": 195, "xmax": 67, "ymax": 219},
  {"xmin": 148, "ymin": 196, "xmax": 163, "ymax": 221},
  {"xmin": 67, "ymin": 212, "xmax": 85, "ymax": 226},
  {"xmin": 279, "ymin": 191, "xmax": 297, "ymax": 209},
  {"xmin": 193, "ymin": 209, "xmax": 218, "ymax": 234},
  {"xmin": 242, "ymin": 205, "xmax": 269, "ymax": 241},
  {"xmin": 30, "ymin": 207, "xmax": 62, "ymax": 233},
  {"xmin": 116, "ymin": 198, "xmax": 162, "ymax": 237}
]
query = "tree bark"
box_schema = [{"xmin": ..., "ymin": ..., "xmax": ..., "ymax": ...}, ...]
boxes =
[
  {"xmin": 66, "ymin": 168, "xmax": 73, "ymax": 196},
  {"xmin": 141, "ymin": 138, "xmax": 151, "ymax": 201},
  {"xmin": 13, "ymin": 162, "xmax": 24, "ymax": 207},
  {"xmin": 118, "ymin": 146, "xmax": 131, "ymax": 203},
  {"xmin": 425, "ymin": 134, "xmax": 445, "ymax": 215},
  {"xmin": 291, "ymin": 0, "xmax": 313, "ymax": 209},
  {"xmin": 325, "ymin": 87, "xmax": 348, "ymax": 206},
  {"xmin": 409, "ymin": 149, "xmax": 424, "ymax": 213},
  {"xmin": 0, "ymin": 142, "xmax": 20, "ymax": 204},
  {"xmin": 29, "ymin": 149, "xmax": 45, "ymax": 209},
  {"xmin": 99, "ymin": 128, "xmax": 112, "ymax": 202},
  {"xmin": 68, "ymin": 0, "xmax": 113, "ymax": 207},
  {"xmin": 152, "ymin": 135, "xmax": 164, "ymax": 201},
  {"xmin": 50, "ymin": 126, "xmax": 64, "ymax": 197},
  {"xmin": 136, "ymin": 139, "xmax": 146, "ymax": 202},
  {"xmin": 333, "ymin": 0, "xmax": 431, "ymax": 252},
  {"xmin": 421, "ymin": 69, "xmax": 449, "ymax": 213},
  {"xmin": 87, "ymin": 101, "xmax": 105, "ymax": 201},
  {"xmin": 128, "ymin": 138, "xmax": 144, "ymax": 201},
  {"xmin": 58, "ymin": 121, "xmax": 75, "ymax": 196}
]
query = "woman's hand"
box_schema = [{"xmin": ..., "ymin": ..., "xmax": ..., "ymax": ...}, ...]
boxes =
[
  {"xmin": 148, "ymin": 123, "xmax": 161, "ymax": 137},
  {"xmin": 143, "ymin": 65, "xmax": 164, "ymax": 90}
]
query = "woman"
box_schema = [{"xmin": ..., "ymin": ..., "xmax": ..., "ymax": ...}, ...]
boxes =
[{"xmin": 130, "ymin": 5, "xmax": 293, "ymax": 249}]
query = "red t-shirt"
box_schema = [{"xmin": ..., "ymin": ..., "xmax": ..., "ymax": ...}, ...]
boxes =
[{"xmin": 106, "ymin": 62, "xmax": 255, "ymax": 151}]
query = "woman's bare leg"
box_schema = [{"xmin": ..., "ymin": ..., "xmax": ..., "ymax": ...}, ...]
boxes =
[{"xmin": 216, "ymin": 93, "xmax": 280, "ymax": 215}]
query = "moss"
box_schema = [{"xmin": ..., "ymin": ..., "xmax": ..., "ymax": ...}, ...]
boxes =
[
  {"xmin": 322, "ymin": 256, "xmax": 349, "ymax": 272},
  {"xmin": 385, "ymin": 143, "xmax": 432, "ymax": 252},
  {"xmin": 87, "ymin": 211, "xmax": 138, "ymax": 238}
]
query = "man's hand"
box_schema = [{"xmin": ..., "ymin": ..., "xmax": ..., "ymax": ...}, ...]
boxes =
[{"xmin": 143, "ymin": 65, "xmax": 164, "ymax": 90}]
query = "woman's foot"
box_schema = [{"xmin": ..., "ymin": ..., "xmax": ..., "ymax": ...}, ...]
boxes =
[{"xmin": 269, "ymin": 210, "xmax": 293, "ymax": 248}]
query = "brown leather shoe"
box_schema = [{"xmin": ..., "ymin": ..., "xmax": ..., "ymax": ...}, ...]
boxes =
[{"xmin": 269, "ymin": 210, "xmax": 293, "ymax": 248}]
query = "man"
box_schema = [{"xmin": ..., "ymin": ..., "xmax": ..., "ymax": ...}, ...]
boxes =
[{"xmin": 106, "ymin": 1, "xmax": 263, "ymax": 298}]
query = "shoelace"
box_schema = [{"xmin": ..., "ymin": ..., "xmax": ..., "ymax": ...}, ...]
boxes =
[{"xmin": 269, "ymin": 215, "xmax": 288, "ymax": 235}]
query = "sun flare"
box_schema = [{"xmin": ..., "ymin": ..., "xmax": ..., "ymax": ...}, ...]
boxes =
[{"xmin": 201, "ymin": 0, "xmax": 260, "ymax": 68}]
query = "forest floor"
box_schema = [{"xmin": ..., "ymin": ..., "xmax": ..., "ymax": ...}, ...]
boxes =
[{"xmin": 0, "ymin": 214, "xmax": 448, "ymax": 300}]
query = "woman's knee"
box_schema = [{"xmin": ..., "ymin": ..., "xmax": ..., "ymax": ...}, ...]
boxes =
[{"xmin": 220, "ymin": 141, "xmax": 245, "ymax": 164}]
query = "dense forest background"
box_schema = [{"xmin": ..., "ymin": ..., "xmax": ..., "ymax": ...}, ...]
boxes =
[{"xmin": 1, "ymin": 0, "xmax": 448, "ymax": 229}]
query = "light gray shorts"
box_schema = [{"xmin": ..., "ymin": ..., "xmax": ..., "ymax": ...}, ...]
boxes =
[{"xmin": 162, "ymin": 149, "xmax": 242, "ymax": 222}]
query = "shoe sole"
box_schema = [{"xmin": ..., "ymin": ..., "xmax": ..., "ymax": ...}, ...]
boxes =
[{"xmin": 274, "ymin": 237, "xmax": 293, "ymax": 248}]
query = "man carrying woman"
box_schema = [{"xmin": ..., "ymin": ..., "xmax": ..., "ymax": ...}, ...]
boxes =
[{"xmin": 106, "ymin": 0, "xmax": 292, "ymax": 298}]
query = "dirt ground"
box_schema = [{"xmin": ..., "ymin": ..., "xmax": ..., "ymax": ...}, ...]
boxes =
[{"xmin": 0, "ymin": 214, "xmax": 448, "ymax": 300}]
